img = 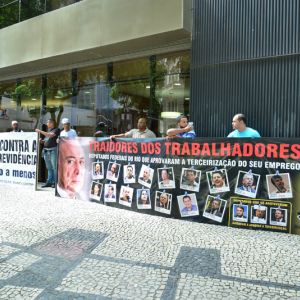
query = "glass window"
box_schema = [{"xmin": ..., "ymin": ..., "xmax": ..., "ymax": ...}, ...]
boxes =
[{"xmin": 156, "ymin": 51, "xmax": 190, "ymax": 136}]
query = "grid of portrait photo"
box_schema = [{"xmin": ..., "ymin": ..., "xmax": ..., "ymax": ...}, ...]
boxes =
[{"xmin": 85, "ymin": 159, "xmax": 294, "ymax": 227}]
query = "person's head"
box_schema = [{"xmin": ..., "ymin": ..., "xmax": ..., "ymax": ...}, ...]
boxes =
[
  {"xmin": 58, "ymin": 139, "xmax": 85, "ymax": 196},
  {"xmin": 126, "ymin": 165, "xmax": 133, "ymax": 178},
  {"xmin": 242, "ymin": 173, "xmax": 254, "ymax": 187},
  {"xmin": 110, "ymin": 163, "xmax": 118, "ymax": 174},
  {"xmin": 176, "ymin": 115, "xmax": 188, "ymax": 129},
  {"xmin": 236, "ymin": 206, "xmax": 244, "ymax": 218},
  {"xmin": 255, "ymin": 208, "xmax": 265, "ymax": 218},
  {"xmin": 211, "ymin": 199, "xmax": 220, "ymax": 209},
  {"xmin": 183, "ymin": 195, "xmax": 192, "ymax": 209},
  {"xmin": 212, "ymin": 171, "xmax": 225, "ymax": 188},
  {"xmin": 140, "ymin": 190, "xmax": 149, "ymax": 204},
  {"xmin": 186, "ymin": 170, "xmax": 196, "ymax": 184},
  {"xmin": 159, "ymin": 192, "xmax": 168, "ymax": 205},
  {"xmin": 93, "ymin": 184, "xmax": 100, "ymax": 195},
  {"xmin": 232, "ymin": 113, "xmax": 246, "ymax": 131},
  {"xmin": 11, "ymin": 120, "xmax": 19, "ymax": 130},
  {"xmin": 142, "ymin": 167, "xmax": 150, "ymax": 181},
  {"xmin": 122, "ymin": 187, "xmax": 130, "ymax": 200},
  {"xmin": 271, "ymin": 175, "xmax": 285, "ymax": 190},
  {"xmin": 107, "ymin": 185, "xmax": 114, "ymax": 195},
  {"xmin": 95, "ymin": 163, "xmax": 101, "ymax": 173},
  {"xmin": 61, "ymin": 118, "xmax": 71, "ymax": 131},
  {"xmin": 274, "ymin": 209, "xmax": 284, "ymax": 221},
  {"xmin": 47, "ymin": 119, "xmax": 55, "ymax": 129},
  {"xmin": 161, "ymin": 169, "xmax": 170, "ymax": 181},
  {"xmin": 137, "ymin": 118, "xmax": 147, "ymax": 131}
]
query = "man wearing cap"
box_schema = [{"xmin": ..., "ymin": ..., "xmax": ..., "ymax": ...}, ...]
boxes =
[
  {"xmin": 11, "ymin": 120, "xmax": 23, "ymax": 132},
  {"xmin": 166, "ymin": 115, "xmax": 196, "ymax": 138},
  {"xmin": 60, "ymin": 118, "xmax": 77, "ymax": 139}
]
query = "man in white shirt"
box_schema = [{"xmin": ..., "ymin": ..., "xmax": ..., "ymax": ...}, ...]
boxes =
[
  {"xmin": 60, "ymin": 118, "xmax": 77, "ymax": 139},
  {"xmin": 110, "ymin": 117, "xmax": 156, "ymax": 139}
]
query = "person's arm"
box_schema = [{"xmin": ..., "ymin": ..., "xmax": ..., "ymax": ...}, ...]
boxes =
[
  {"xmin": 166, "ymin": 124, "xmax": 193, "ymax": 137},
  {"xmin": 35, "ymin": 128, "xmax": 56, "ymax": 138},
  {"xmin": 111, "ymin": 130, "xmax": 131, "ymax": 139}
]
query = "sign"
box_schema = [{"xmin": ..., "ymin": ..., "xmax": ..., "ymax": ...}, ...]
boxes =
[{"xmin": 56, "ymin": 137, "xmax": 300, "ymax": 235}]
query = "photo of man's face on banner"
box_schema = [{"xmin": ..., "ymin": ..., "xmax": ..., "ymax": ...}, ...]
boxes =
[
  {"xmin": 235, "ymin": 171, "xmax": 260, "ymax": 198},
  {"xmin": 123, "ymin": 164, "xmax": 136, "ymax": 184},
  {"xmin": 206, "ymin": 169, "xmax": 230, "ymax": 194},
  {"xmin": 155, "ymin": 191, "xmax": 172, "ymax": 215},
  {"xmin": 119, "ymin": 185, "xmax": 134, "ymax": 207},
  {"xmin": 203, "ymin": 195, "xmax": 227, "ymax": 223},
  {"xmin": 106, "ymin": 162, "xmax": 120, "ymax": 182},
  {"xmin": 232, "ymin": 204, "xmax": 248, "ymax": 222},
  {"xmin": 251, "ymin": 205, "xmax": 267, "ymax": 224},
  {"xmin": 266, "ymin": 173, "xmax": 293, "ymax": 199},
  {"xmin": 270, "ymin": 208, "xmax": 287, "ymax": 226},
  {"xmin": 157, "ymin": 167, "xmax": 175, "ymax": 189},
  {"xmin": 177, "ymin": 193, "xmax": 199, "ymax": 217},
  {"xmin": 138, "ymin": 165, "xmax": 154, "ymax": 188},
  {"xmin": 104, "ymin": 184, "xmax": 117, "ymax": 203},
  {"xmin": 92, "ymin": 162, "xmax": 104, "ymax": 180},
  {"xmin": 180, "ymin": 168, "xmax": 201, "ymax": 192}
]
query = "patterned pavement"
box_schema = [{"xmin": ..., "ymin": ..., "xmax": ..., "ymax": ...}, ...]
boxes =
[{"xmin": 0, "ymin": 186, "xmax": 299, "ymax": 299}]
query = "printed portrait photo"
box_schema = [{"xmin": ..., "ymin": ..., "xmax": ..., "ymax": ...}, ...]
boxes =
[
  {"xmin": 136, "ymin": 188, "xmax": 151, "ymax": 209},
  {"xmin": 89, "ymin": 181, "xmax": 103, "ymax": 202},
  {"xmin": 180, "ymin": 168, "xmax": 201, "ymax": 192},
  {"xmin": 92, "ymin": 161, "xmax": 104, "ymax": 180},
  {"xmin": 266, "ymin": 173, "xmax": 293, "ymax": 199},
  {"xmin": 234, "ymin": 171, "xmax": 260, "ymax": 198},
  {"xmin": 154, "ymin": 191, "xmax": 172, "ymax": 215},
  {"xmin": 232, "ymin": 204, "xmax": 248, "ymax": 223},
  {"xmin": 250, "ymin": 205, "xmax": 267, "ymax": 224},
  {"xmin": 270, "ymin": 208, "xmax": 287, "ymax": 227},
  {"xmin": 106, "ymin": 161, "xmax": 121, "ymax": 182},
  {"xmin": 119, "ymin": 185, "xmax": 134, "ymax": 207},
  {"xmin": 177, "ymin": 193, "xmax": 199, "ymax": 217},
  {"xmin": 104, "ymin": 183, "xmax": 117, "ymax": 203},
  {"xmin": 138, "ymin": 165, "xmax": 154, "ymax": 188},
  {"xmin": 123, "ymin": 164, "xmax": 136, "ymax": 184},
  {"xmin": 157, "ymin": 167, "xmax": 175, "ymax": 189},
  {"xmin": 203, "ymin": 195, "xmax": 227, "ymax": 223},
  {"xmin": 206, "ymin": 169, "xmax": 230, "ymax": 194}
]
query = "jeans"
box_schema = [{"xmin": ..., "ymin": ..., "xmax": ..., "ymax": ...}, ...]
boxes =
[{"xmin": 42, "ymin": 147, "xmax": 57, "ymax": 184}]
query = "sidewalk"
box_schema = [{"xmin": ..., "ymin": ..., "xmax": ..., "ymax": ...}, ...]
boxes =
[{"xmin": 0, "ymin": 187, "xmax": 299, "ymax": 299}]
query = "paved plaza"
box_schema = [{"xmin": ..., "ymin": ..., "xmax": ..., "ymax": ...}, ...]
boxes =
[{"xmin": 0, "ymin": 187, "xmax": 299, "ymax": 299}]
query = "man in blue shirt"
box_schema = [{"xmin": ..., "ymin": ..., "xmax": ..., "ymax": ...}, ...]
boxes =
[
  {"xmin": 227, "ymin": 113, "xmax": 260, "ymax": 138},
  {"xmin": 166, "ymin": 115, "xmax": 196, "ymax": 138}
]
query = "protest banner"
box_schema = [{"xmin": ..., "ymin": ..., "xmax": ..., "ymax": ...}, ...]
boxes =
[
  {"xmin": 56, "ymin": 137, "xmax": 300, "ymax": 235},
  {"xmin": 0, "ymin": 132, "xmax": 37, "ymax": 189}
]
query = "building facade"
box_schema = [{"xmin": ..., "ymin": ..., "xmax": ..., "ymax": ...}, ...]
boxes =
[{"xmin": 0, "ymin": 0, "xmax": 192, "ymax": 136}]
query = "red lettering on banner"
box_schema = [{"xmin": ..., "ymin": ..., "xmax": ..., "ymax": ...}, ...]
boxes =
[
  {"xmin": 219, "ymin": 143, "xmax": 231, "ymax": 156},
  {"xmin": 242, "ymin": 143, "xmax": 253, "ymax": 157},
  {"xmin": 191, "ymin": 143, "xmax": 201, "ymax": 156},
  {"xmin": 254, "ymin": 143, "xmax": 266, "ymax": 157},
  {"xmin": 266, "ymin": 144, "xmax": 278, "ymax": 158},
  {"xmin": 231, "ymin": 143, "xmax": 242, "ymax": 157},
  {"xmin": 290, "ymin": 144, "xmax": 300, "ymax": 159},
  {"xmin": 201, "ymin": 143, "xmax": 211, "ymax": 156}
]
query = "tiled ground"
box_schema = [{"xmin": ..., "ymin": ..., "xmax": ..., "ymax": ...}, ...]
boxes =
[{"xmin": 0, "ymin": 186, "xmax": 299, "ymax": 299}]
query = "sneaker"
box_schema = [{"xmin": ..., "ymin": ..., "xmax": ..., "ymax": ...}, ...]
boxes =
[{"xmin": 41, "ymin": 183, "xmax": 52, "ymax": 188}]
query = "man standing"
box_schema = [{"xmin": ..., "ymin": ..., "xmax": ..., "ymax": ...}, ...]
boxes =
[
  {"xmin": 228, "ymin": 113, "xmax": 260, "ymax": 138},
  {"xmin": 111, "ymin": 117, "xmax": 156, "ymax": 138},
  {"xmin": 11, "ymin": 120, "xmax": 23, "ymax": 132},
  {"xmin": 57, "ymin": 139, "xmax": 86, "ymax": 199},
  {"xmin": 166, "ymin": 115, "xmax": 196, "ymax": 138},
  {"xmin": 35, "ymin": 119, "xmax": 60, "ymax": 188},
  {"xmin": 59, "ymin": 118, "xmax": 77, "ymax": 139}
]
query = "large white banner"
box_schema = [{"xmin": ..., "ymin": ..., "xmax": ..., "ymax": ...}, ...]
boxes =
[{"xmin": 0, "ymin": 132, "xmax": 37, "ymax": 189}]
